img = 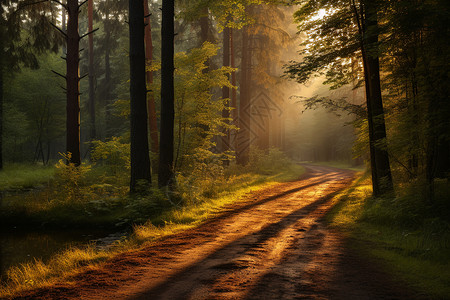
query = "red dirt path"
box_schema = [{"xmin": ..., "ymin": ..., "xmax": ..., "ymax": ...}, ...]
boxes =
[{"xmin": 13, "ymin": 165, "xmax": 422, "ymax": 300}]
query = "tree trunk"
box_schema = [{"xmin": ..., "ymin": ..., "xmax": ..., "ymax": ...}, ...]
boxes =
[
  {"xmin": 360, "ymin": 44, "xmax": 380, "ymax": 196},
  {"xmin": 104, "ymin": 14, "xmax": 112, "ymax": 137},
  {"xmin": 88, "ymin": 0, "xmax": 96, "ymax": 142},
  {"xmin": 0, "ymin": 60, "xmax": 3, "ymax": 170},
  {"xmin": 144, "ymin": 0, "xmax": 159, "ymax": 159},
  {"xmin": 62, "ymin": 0, "xmax": 66, "ymax": 55},
  {"xmin": 230, "ymin": 27, "xmax": 237, "ymax": 151},
  {"xmin": 129, "ymin": 0, "xmax": 151, "ymax": 192},
  {"xmin": 221, "ymin": 26, "xmax": 230, "ymax": 158},
  {"xmin": 66, "ymin": 0, "xmax": 81, "ymax": 166},
  {"xmin": 158, "ymin": 0, "xmax": 175, "ymax": 188},
  {"xmin": 363, "ymin": 0, "xmax": 394, "ymax": 196},
  {"xmin": 236, "ymin": 26, "xmax": 251, "ymax": 165}
]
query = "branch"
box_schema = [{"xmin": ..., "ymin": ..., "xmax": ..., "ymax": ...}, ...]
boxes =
[
  {"xmin": 12, "ymin": 0, "xmax": 49, "ymax": 15},
  {"xmin": 59, "ymin": 84, "xmax": 67, "ymax": 91},
  {"xmin": 350, "ymin": 0, "xmax": 363, "ymax": 38},
  {"xmin": 389, "ymin": 153, "xmax": 416, "ymax": 178},
  {"xmin": 49, "ymin": 0, "xmax": 67, "ymax": 10},
  {"xmin": 144, "ymin": 13, "xmax": 152, "ymax": 18},
  {"xmin": 79, "ymin": 28, "xmax": 99, "ymax": 40},
  {"xmin": 49, "ymin": 22, "xmax": 67, "ymax": 38},
  {"xmin": 78, "ymin": 0, "xmax": 88, "ymax": 8},
  {"xmin": 52, "ymin": 70, "xmax": 66, "ymax": 79},
  {"xmin": 79, "ymin": 73, "xmax": 88, "ymax": 81}
]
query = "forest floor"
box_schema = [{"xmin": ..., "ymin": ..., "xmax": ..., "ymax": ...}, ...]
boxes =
[{"xmin": 13, "ymin": 165, "xmax": 422, "ymax": 300}]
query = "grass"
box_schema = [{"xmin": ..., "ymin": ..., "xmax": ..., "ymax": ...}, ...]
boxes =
[
  {"xmin": 0, "ymin": 164, "xmax": 56, "ymax": 191},
  {"xmin": 326, "ymin": 174, "xmax": 450, "ymax": 299},
  {"xmin": 0, "ymin": 161, "xmax": 305, "ymax": 298},
  {"xmin": 3, "ymin": 246, "xmax": 109, "ymax": 293}
]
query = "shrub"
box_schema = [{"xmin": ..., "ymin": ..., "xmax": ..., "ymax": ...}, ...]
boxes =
[
  {"xmin": 248, "ymin": 147, "xmax": 291, "ymax": 175},
  {"xmin": 53, "ymin": 153, "xmax": 91, "ymax": 203},
  {"xmin": 91, "ymin": 137, "xmax": 130, "ymax": 176}
]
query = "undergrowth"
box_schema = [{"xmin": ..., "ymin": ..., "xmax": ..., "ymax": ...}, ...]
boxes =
[
  {"xmin": 0, "ymin": 164, "xmax": 55, "ymax": 191},
  {"xmin": 326, "ymin": 174, "xmax": 450, "ymax": 298},
  {"xmin": 0, "ymin": 148, "xmax": 305, "ymax": 298}
]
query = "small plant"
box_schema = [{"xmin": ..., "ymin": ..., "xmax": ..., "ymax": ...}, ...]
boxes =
[
  {"xmin": 91, "ymin": 137, "xmax": 130, "ymax": 176},
  {"xmin": 248, "ymin": 147, "xmax": 291, "ymax": 175},
  {"xmin": 176, "ymin": 147, "xmax": 226, "ymax": 204},
  {"xmin": 53, "ymin": 152, "xmax": 91, "ymax": 202}
]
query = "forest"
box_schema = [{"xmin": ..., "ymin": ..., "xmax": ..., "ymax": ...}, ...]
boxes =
[{"xmin": 0, "ymin": 0, "xmax": 449, "ymax": 298}]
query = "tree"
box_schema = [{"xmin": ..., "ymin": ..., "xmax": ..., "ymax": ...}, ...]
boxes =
[
  {"xmin": 357, "ymin": 0, "xmax": 393, "ymax": 195},
  {"xmin": 0, "ymin": 0, "xmax": 61, "ymax": 169},
  {"xmin": 158, "ymin": 0, "xmax": 175, "ymax": 188},
  {"xmin": 129, "ymin": 0, "xmax": 152, "ymax": 192},
  {"xmin": 144, "ymin": 0, "xmax": 159, "ymax": 162},
  {"xmin": 286, "ymin": 0, "xmax": 394, "ymax": 196},
  {"xmin": 50, "ymin": 0, "xmax": 98, "ymax": 165},
  {"xmin": 221, "ymin": 24, "xmax": 231, "ymax": 158},
  {"xmin": 380, "ymin": 0, "xmax": 450, "ymax": 200},
  {"xmin": 236, "ymin": 19, "xmax": 252, "ymax": 165},
  {"xmin": 96, "ymin": 0, "xmax": 128, "ymax": 138},
  {"xmin": 88, "ymin": 0, "xmax": 96, "ymax": 141}
]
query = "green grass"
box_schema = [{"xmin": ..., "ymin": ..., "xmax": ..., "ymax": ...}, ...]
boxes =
[
  {"xmin": 0, "ymin": 164, "xmax": 56, "ymax": 191},
  {"xmin": 0, "ymin": 162, "xmax": 305, "ymax": 298},
  {"xmin": 326, "ymin": 175, "xmax": 450, "ymax": 299}
]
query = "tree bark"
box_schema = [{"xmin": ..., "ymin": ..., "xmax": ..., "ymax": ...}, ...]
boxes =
[
  {"xmin": 363, "ymin": 0, "xmax": 394, "ymax": 196},
  {"xmin": 221, "ymin": 26, "xmax": 231, "ymax": 157},
  {"xmin": 236, "ymin": 26, "xmax": 251, "ymax": 165},
  {"xmin": 0, "ymin": 58, "xmax": 3, "ymax": 170},
  {"xmin": 66, "ymin": 0, "xmax": 81, "ymax": 166},
  {"xmin": 144, "ymin": 0, "xmax": 159, "ymax": 158},
  {"xmin": 158, "ymin": 0, "xmax": 175, "ymax": 188},
  {"xmin": 129, "ymin": 0, "xmax": 151, "ymax": 192},
  {"xmin": 352, "ymin": 0, "xmax": 393, "ymax": 196},
  {"xmin": 62, "ymin": 0, "xmax": 66, "ymax": 55},
  {"xmin": 104, "ymin": 13, "xmax": 112, "ymax": 137},
  {"xmin": 88, "ymin": 0, "xmax": 96, "ymax": 142},
  {"xmin": 230, "ymin": 27, "xmax": 237, "ymax": 151}
]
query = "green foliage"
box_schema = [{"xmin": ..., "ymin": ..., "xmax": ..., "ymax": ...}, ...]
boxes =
[
  {"xmin": 176, "ymin": 150, "xmax": 227, "ymax": 204},
  {"xmin": 91, "ymin": 137, "xmax": 130, "ymax": 175},
  {"xmin": 0, "ymin": 164, "xmax": 55, "ymax": 191},
  {"xmin": 248, "ymin": 147, "xmax": 291, "ymax": 175},
  {"xmin": 327, "ymin": 176, "xmax": 450, "ymax": 298},
  {"xmin": 3, "ymin": 52, "xmax": 65, "ymax": 163},
  {"xmin": 286, "ymin": 1, "xmax": 360, "ymax": 87},
  {"xmin": 150, "ymin": 42, "xmax": 235, "ymax": 173},
  {"xmin": 53, "ymin": 153, "xmax": 91, "ymax": 203},
  {"xmin": 179, "ymin": 0, "xmax": 262, "ymax": 30}
]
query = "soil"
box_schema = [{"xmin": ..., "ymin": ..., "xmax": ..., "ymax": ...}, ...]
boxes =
[{"xmin": 13, "ymin": 165, "xmax": 423, "ymax": 300}]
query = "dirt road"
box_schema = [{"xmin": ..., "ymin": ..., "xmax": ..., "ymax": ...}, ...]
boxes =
[{"xmin": 16, "ymin": 165, "xmax": 418, "ymax": 299}]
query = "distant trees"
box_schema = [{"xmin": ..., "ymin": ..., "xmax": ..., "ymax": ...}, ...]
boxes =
[
  {"xmin": 286, "ymin": 0, "xmax": 449, "ymax": 199},
  {"xmin": 95, "ymin": 0, "xmax": 128, "ymax": 138},
  {"xmin": 380, "ymin": 0, "xmax": 450, "ymax": 200},
  {"xmin": 286, "ymin": 0, "xmax": 394, "ymax": 196},
  {"xmin": 0, "ymin": 0, "xmax": 61, "ymax": 169},
  {"xmin": 129, "ymin": 0, "xmax": 151, "ymax": 192}
]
